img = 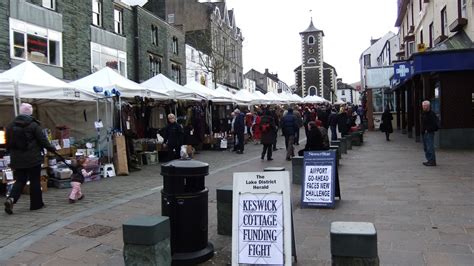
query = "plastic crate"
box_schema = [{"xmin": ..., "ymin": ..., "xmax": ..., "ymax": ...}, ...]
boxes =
[{"xmin": 50, "ymin": 178, "xmax": 72, "ymax": 189}]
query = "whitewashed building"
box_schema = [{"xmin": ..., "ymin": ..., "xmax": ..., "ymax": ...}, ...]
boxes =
[{"xmin": 186, "ymin": 44, "xmax": 213, "ymax": 87}]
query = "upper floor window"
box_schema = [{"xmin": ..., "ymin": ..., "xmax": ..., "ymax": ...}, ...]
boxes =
[
  {"xmin": 149, "ymin": 54, "xmax": 161, "ymax": 78},
  {"xmin": 42, "ymin": 0, "xmax": 55, "ymax": 10},
  {"xmin": 172, "ymin": 37, "xmax": 178, "ymax": 55},
  {"xmin": 91, "ymin": 42, "xmax": 127, "ymax": 77},
  {"xmin": 418, "ymin": 0, "xmax": 422, "ymax": 12},
  {"xmin": 10, "ymin": 18, "xmax": 62, "ymax": 66},
  {"xmin": 363, "ymin": 54, "xmax": 371, "ymax": 67},
  {"xmin": 308, "ymin": 35, "xmax": 315, "ymax": 45},
  {"xmin": 429, "ymin": 22, "xmax": 434, "ymax": 47},
  {"xmin": 407, "ymin": 41, "xmax": 415, "ymax": 56},
  {"xmin": 92, "ymin": 0, "xmax": 102, "ymax": 27},
  {"xmin": 441, "ymin": 6, "xmax": 447, "ymax": 36},
  {"xmin": 114, "ymin": 8, "xmax": 123, "ymax": 35},
  {"xmin": 341, "ymin": 90, "xmax": 345, "ymax": 96},
  {"xmin": 171, "ymin": 63, "xmax": 182, "ymax": 84},
  {"xmin": 461, "ymin": 0, "xmax": 467, "ymax": 18},
  {"xmin": 307, "ymin": 58, "xmax": 316, "ymax": 64},
  {"xmin": 151, "ymin": 25, "xmax": 158, "ymax": 45}
]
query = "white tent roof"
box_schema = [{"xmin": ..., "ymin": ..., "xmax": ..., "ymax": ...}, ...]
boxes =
[
  {"xmin": 265, "ymin": 91, "xmax": 284, "ymax": 104},
  {"xmin": 291, "ymin": 94, "xmax": 303, "ymax": 102},
  {"xmin": 302, "ymin": 95, "xmax": 327, "ymax": 103},
  {"xmin": 233, "ymin": 89, "xmax": 254, "ymax": 104},
  {"xmin": 215, "ymin": 86, "xmax": 235, "ymax": 102},
  {"xmin": 142, "ymin": 74, "xmax": 205, "ymax": 101},
  {"xmin": 278, "ymin": 92, "xmax": 295, "ymax": 103},
  {"xmin": 0, "ymin": 61, "xmax": 96, "ymax": 101},
  {"xmin": 184, "ymin": 81, "xmax": 232, "ymax": 103},
  {"xmin": 71, "ymin": 67, "xmax": 166, "ymax": 99},
  {"xmin": 253, "ymin": 91, "xmax": 270, "ymax": 104},
  {"xmin": 0, "ymin": 78, "xmax": 14, "ymax": 97}
]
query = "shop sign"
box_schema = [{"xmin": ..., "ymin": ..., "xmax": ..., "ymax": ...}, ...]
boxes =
[
  {"xmin": 63, "ymin": 88, "xmax": 80, "ymax": 98},
  {"xmin": 232, "ymin": 171, "xmax": 292, "ymax": 265},
  {"xmin": 301, "ymin": 151, "xmax": 336, "ymax": 208}
]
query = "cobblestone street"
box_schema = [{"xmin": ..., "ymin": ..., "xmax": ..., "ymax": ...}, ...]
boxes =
[{"xmin": 1, "ymin": 131, "xmax": 473, "ymax": 265}]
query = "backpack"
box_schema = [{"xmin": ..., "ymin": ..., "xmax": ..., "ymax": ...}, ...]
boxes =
[{"xmin": 6, "ymin": 123, "xmax": 31, "ymax": 150}]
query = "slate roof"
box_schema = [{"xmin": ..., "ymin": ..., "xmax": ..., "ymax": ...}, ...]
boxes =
[{"xmin": 300, "ymin": 19, "xmax": 323, "ymax": 34}]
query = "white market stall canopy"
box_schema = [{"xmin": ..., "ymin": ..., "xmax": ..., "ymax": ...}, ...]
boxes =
[
  {"xmin": 302, "ymin": 95, "xmax": 327, "ymax": 103},
  {"xmin": 291, "ymin": 94, "xmax": 303, "ymax": 103},
  {"xmin": 215, "ymin": 86, "xmax": 235, "ymax": 102},
  {"xmin": 233, "ymin": 89, "xmax": 255, "ymax": 105},
  {"xmin": 0, "ymin": 78, "xmax": 14, "ymax": 97},
  {"xmin": 265, "ymin": 91, "xmax": 284, "ymax": 104},
  {"xmin": 184, "ymin": 81, "xmax": 233, "ymax": 103},
  {"xmin": 71, "ymin": 67, "xmax": 167, "ymax": 99},
  {"xmin": 0, "ymin": 61, "xmax": 96, "ymax": 101},
  {"xmin": 142, "ymin": 74, "xmax": 206, "ymax": 101}
]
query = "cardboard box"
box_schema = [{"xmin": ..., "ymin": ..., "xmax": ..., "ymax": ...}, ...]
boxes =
[
  {"xmin": 23, "ymin": 176, "xmax": 48, "ymax": 194},
  {"xmin": 113, "ymin": 135, "xmax": 129, "ymax": 176}
]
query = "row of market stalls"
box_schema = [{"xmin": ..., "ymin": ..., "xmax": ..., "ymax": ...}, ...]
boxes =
[{"xmin": 0, "ymin": 61, "xmax": 333, "ymax": 180}]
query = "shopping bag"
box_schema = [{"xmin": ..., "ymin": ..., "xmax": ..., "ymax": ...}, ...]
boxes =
[{"xmin": 220, "ymin": 139, "xmax": 228, "ymax": 149}]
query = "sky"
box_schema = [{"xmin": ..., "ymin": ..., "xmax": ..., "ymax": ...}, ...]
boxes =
[{"xmin": 224, "ymin": 0, "xmax": 399, "ymax": 85}]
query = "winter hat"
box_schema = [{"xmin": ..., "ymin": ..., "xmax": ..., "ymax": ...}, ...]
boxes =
[{"xmin": 20, "ymin": 103, "xmax": 33, "ymax": 116}]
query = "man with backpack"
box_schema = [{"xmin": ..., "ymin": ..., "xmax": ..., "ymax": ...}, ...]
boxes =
[{"xmin": 4, "ymin": 103, "xmax": 56, "ymax": 215}]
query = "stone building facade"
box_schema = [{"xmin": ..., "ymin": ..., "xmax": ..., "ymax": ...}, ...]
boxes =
[
  {"xmin": 0, "ymin": 0, "xmax": 186, "ymax": 85},
  {"xmin": 148, "ymin": 0, "xmax": 243, "ymax": 89}
]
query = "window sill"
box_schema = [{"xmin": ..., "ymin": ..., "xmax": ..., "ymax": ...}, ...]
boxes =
[
  {"xmin": 403, "ymin": 34, "xmax": 415, "ymax": 42},
  {"xmin": 449, "ymin": 18, "xmax": 468, "ymax": 32},
  {"xmin": 433, "ymin": 35, "xmax": 448, "ymax": 45}
]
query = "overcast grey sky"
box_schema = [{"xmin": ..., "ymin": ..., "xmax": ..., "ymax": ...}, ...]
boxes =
[{"xmin": 225, "ymin": 0, "xmax": 398, "ymax": 85}]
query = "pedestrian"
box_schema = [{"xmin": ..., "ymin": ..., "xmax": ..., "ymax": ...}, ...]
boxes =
[
  {"xmin": 68, "ymin": 157, "xmax": 92, "ymax": 204},
  {"xmin": 162, "ymin": 113, "xmax": 183, "ymax": 162},
  {"xmin": 252, "ymin": 111, "xmax": 262, "ymax": 142},
  {"xmin": 421, "ymin": 100, "xmax": 438, "ymax": 166},
  {"xmin": 260, "ymin": 110, "xmax": 276, "ymax": 161},
  {"xmin": 337, "ymin": 107, "xmax": 348, "ymax": 137},
  {"xmin": 298, "ymin": 121, "xmax": 325, "ymax": 156},
  {"xmin": 294, "ymin": 107, "xmax": 303, "ymax": 145},
  {"xmin": 381, "ymin": 106, "xmax": 393, "ymax": 141},
  {"xmin": 316, "ymin": 120, "xmax": 330, "ymax": 149},
  {"xmin": 234, "ymin": 109, "xmax": 245, "ymax": 154},
  {"xmin": 271, "ymin": 109, "xmax": 280, "ymax": 151},
  {"xmin": 4, "ymin": 103, "xmax": 56, "ymax": 215},
  {"xmin": 280, "ymin": 108, "xmax": 298, "ymax": 161},
  {"xmin": 245, "ymin": 110, "xmax": 253, "ymax": 142},
  {"xmin": 329, "ymin": 108, "xmax": 338, "ymax": 141}
]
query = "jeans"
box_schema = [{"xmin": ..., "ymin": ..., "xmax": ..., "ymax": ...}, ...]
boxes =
[
  {"xmin": 69, "ymin": 182, "xmax": 83, "ymax": 200},
  {"xmin": 422, "ymin": 132, "xmax": 436, "ymax": 162},
  {"xmin": 9, "ymin": 165, "xmax": 44, "ymax": 210},
  {"xmin": 330, "ymin": 125, "xmax": 337, "ymax": 141}
]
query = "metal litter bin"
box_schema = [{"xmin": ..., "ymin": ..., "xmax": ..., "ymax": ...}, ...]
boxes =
[{"xmin": 161, "ymin": 159, "xmax": 214, "ymax": 265}]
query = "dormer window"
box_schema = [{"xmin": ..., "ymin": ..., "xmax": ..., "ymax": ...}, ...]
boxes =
[{"xmin": 308, "ymin": 35, "xmax": 315, "ymax": 45}]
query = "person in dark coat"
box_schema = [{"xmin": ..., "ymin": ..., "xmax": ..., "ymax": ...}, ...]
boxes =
[
  {"xmin": 4, "ymin": 103, "xmax": 56, "ymax": 215},
  {"xmin": 260, "ymin": 110, "xmax": 276, "ymax": 161},
  {"xmin": 233, "ymin": 109, "xmax": 245, "ymax": 154},
  {"xmin": 337, "ymin": 107, "xmax": 348, "ymax": 137},
  {"xmin": 298, "ymin": 121, "xmax": 325, "ymax": 156},
  {"xmin": 280, "ymin": 108, "xmax": 298, "ymax": 161},
  {"xmin": 328, "ymin": 108, "xmax": 338, "ymax": 141},
  {"xmin": 163, "ymin": 113, "xmax": 183, "ymax": 162},
  {"xmin": 381, "ymin": 106, "xmax": 393, "ymax": 141},
  {"xmin": 421, "ymin": 100, "xmax": 438, "ymax": 166}
]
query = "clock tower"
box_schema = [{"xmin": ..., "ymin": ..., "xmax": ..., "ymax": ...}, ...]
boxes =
[{"xmin": 300, "ymin": 18, "xmax": 324, "ymax": 97}]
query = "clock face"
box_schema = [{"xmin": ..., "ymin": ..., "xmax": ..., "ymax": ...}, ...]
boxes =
[{"xmin": 308, "ymin": 48, "xmax": 314, "ymax": 54}]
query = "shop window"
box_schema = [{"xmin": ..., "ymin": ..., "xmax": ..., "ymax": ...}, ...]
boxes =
[
  {"xmin": 91, "ymin": 42, "xmax": 127, "ymax": 77},
  {"xmin": 172, "ymin": 37, "xmax": 179, "ymax": 55},
  {"xmin": 114, "ymin": 8, "xmax": 123, "ymax": 35},
  {"xmin": 42, "ymin": 0, "xmax": 55, "ymax": 10},
  {"xmin": 151, "ymin": 25, "xmax": 158, "ymax": 45},
  {"xmin": 10, "ymin": 18, "xmax": 62, "ymax": 66},
  {"xmin": 171, "ymin": 63, "xmax": 181, "ymax": 84},
  {"xmin": 149, "ymin": 54, "xmax": 161, "ymax": 78},
  {"xmin": 92, "ymin": 0, "xmax": 102, "ymax": 27},
  {"xmin": 441, "ymin": 6, "xmax": 447, "ymax": 36}
]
